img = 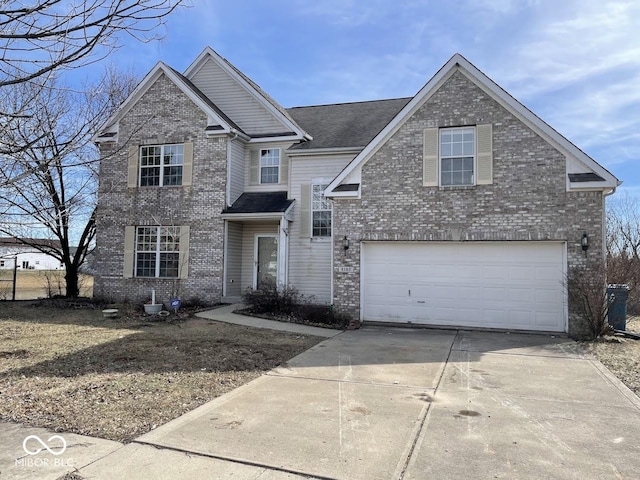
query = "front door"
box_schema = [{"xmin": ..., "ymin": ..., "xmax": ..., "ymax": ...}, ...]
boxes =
[{"xmin": 254, "ymin": 235, "xmax": 278, "ymax": 288}]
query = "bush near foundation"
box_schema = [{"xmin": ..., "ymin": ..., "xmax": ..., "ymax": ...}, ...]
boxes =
[{"xmin": 242, "ymin": 279, "xmax": 350, "ymax": 328}]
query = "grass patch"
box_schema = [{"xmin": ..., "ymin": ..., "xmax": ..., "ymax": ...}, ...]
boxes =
[
  {"xmin": 0, "ymin": 270, "xmax": 93, "ymax": 300},
  {"xmin": 0, "ymin": 300, "xmax": 321, "ymax": 442},
  {"xmin": 586, "ymin": 316, "xmax": 640, "ymax": 396}
]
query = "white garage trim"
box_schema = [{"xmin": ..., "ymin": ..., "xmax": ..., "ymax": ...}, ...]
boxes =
[{"xmin": 360, "ymin": 241, "xmax": 567, "ymax": 332}]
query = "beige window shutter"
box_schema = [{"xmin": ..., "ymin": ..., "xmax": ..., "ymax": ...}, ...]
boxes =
[
  {"xmin": 299, "ymin": 183, "xmax": 311, "ymax": 238},
  {"xmin": 249, "ymin": 150, "xmax": 259, "ymax": 185},
  {"xmin": 123, "ymin": 226, "xmax": 135, "ymax": 278},
  {"xmin": 178, "ymin": 226, "xmax": 190, "ymax": 279},
  {"xmin": 279, "ymin": 149, "xmax": 288, "ymax": 185},
  {"xmin": 476, "ymin": 124, "xmax": 493, "ymax": 185},
  {"xmin": 423, "ymin": 128, "xmax": 439, "ymax": 186},
  {"xmin": 127, "ymin": 145, "xmax": 139, "ymax": 188},
  {"xmin": 182, "ymin": 142, "xmax": 194, "ymax": 186}
]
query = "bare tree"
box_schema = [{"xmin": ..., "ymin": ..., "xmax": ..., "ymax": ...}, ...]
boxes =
[
  {"xmin": 0, "ymin": 68, "xmax": 138, "ymax": 297},
  {"xmin": 0, "ymin": 0, "xmax": 184, "ymax": 87},
  {"xmin": 606, "ymin": 193, "xmax": 640, "ymax": 314},
  {"xmin": 0, "ymin": 0, "xmax": 185, "ymax": 156}
]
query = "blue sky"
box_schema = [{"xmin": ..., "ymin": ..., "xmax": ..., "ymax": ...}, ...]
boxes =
[{"xmin": 78, "ymin": 0, "xmax": 639, "ymax": 197}]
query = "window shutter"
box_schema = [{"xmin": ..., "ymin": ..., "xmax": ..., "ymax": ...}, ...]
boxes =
[
  {"xmin": 123, "ymin": 226, "xmax": 135, "ymax": 278},
  {"xmin": 279, "ymin": 150, "xmax": 288, "ymax": 185},
  {"xmin": 127, "ymin": 146, "xmax": 138, "ymax": 188},
  {"xmin": 182, "ymin": 142, "xmax": 193, "ymax": 186},
  {"xmin": 249, "ymin": 150, "xmax": 259, "ymax": 185},
  {"xmin": 476, "ymin": 124, "xmax": 493, "ymax": 185},
  {"xmin": 179, "ymin": 226, "xmax": 190, "ymax": 279},
  {"xmin": 423, "ymin": 128, "xmax": 439, "ymax": 186},
  {"xmin": 299, "ymin": 183, "xmax": 311, "ymax": 238}
]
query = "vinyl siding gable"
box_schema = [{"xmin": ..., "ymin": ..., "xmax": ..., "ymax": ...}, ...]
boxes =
[{"xmin": 189, "ymin": 58, "xmax": 288, "ymax": 135}]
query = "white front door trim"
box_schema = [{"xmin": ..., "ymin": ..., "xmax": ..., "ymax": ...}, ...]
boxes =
[{"xmin": 253, "ymin": 234, "xmax": 279, "ymax": 289}]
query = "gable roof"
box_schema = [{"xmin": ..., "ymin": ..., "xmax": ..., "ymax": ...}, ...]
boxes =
[
  {"xmin": 94, "ymin": 61, "xmax": 239, "ymax": 141},
  {"xmin": 326, "ymin": 53, "xmax": 620, "ymax": 194},
  {"xmin": 287, "ymin": 98, "xmax": 411, "ymax": 151},
  {"xmin": 0, "ymin": 237, "xmax": 62, "ymax": 249},
  {"xmin": 184, "ymin": 47, "xmax": 311, "ymax": 141}
]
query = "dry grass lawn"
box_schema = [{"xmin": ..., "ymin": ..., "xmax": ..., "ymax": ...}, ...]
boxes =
[
  {"xmin": 586, "ymin": 316, "xmax": 640, "ymax": 397},
  {"xmin": 0, "ymin": 301, "xmax": 322, "ymax": 442},
  {"xmin": 0, "ymin": 270, "xmax": 93, "ymax": 300}
]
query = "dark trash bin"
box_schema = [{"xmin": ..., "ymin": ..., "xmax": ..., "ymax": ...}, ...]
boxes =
[{"xmin": 607, "ymin": 284, "xmax": 630, "ymax": 331}]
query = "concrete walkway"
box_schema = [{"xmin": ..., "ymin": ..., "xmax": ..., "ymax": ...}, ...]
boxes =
[
  {"xmin": 76, "ymin": 327, "xmax": 640, "ymax": 480},
  {"xmin": 195, "ymin": 304, "xmax": 342, "ymax": 338},
  {"xmin": 1, "ymin": 421, "xmax": 122, "ymax": 480}
]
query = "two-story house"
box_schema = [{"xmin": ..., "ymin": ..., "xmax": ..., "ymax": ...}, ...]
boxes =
[{"xmin": 94, "ymin": 47, "xmax": 619, "ymax": 336}]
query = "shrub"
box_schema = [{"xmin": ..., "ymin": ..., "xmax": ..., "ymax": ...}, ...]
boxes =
[
  {"xmin": 242, "ymin": 278, "xmax": 301, "ymax": 315},
  {"xmin": 566, "ymin": 264, "xmax": 612, "ymax": 339},
  {"xmin": 242, "ymin": 279, "xmax": 351, "ymax": 328},
  {"xmin": 296, "ymin": 303, "xmax": 350, "ymax": 328}
]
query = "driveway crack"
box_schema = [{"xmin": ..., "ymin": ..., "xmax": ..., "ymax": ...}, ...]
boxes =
[{"xmin": 397, "ymin": 329, "xmax": 459, "ymax": 479}]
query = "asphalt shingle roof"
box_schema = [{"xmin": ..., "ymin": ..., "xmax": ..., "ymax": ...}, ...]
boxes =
[
  {"xmin": 222, "ymin": 192, "xmax": 293, "ymax": 215},
  {"xmin": 286, "ymin": 98, "xmax": 411, "ymax": 150},
  {"xmin": 568, "ymin": 173, "xmax": 605, "ymax": 182}
]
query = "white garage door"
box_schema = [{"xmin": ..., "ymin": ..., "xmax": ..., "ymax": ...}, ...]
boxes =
[{"xmin": 361, "ymin": 242, "xmax": 566, "ymax": 332}]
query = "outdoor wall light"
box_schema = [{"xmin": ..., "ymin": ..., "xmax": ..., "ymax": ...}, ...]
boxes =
[
  {"xmin": 343, "ymin": 235, "xmax": 350, "ymax": 251},
  {"xmin": 581, "ymin": 232, "xmax": 589, "ymax": 252}
]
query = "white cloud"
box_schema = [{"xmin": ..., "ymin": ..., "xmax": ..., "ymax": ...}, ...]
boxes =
[{"xmin": 492, "ymin": 0, "xmax": 640, "ymax": 97}]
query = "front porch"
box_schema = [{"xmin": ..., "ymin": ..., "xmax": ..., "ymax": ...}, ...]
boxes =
[{"xmin": 221, "ymin": 192, "xmax": 293, "ymax": 303}]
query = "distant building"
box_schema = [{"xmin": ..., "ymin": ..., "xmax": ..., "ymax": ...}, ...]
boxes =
[{"xmin": 0, "ymin": 238, "xmax": 64, "ymax": 270}]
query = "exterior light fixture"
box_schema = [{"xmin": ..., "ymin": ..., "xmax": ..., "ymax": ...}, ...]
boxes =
[
  {"xmin": 343, "ymin": 236, "xmax": 350, "ymax": 251},
  {"xmin": 581, "ymin": 232, "xmax": 589, "ymax": 252}
]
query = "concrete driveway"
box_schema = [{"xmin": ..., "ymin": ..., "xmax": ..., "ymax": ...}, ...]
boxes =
[{"xmin": 78, "ymin": 327, "xmax": 640, "ymax": 480}]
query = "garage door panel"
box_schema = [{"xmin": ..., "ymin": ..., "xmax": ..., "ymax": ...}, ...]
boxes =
[
  {"xmin": 535, "ymin": 287, "xmax": 563, "ymax": 304},
  {"xmin": 536, "ymin": 312, "xmax": 562, "ymax": 328},
  {"xmin": 505, "ymin": 287, "xmax": 534, "ymax": 304},
  {"xmin": 509, "ymin": 310, "xmax": 536, "ymax": 327},
  {"xmin": 362, "ymin": 242, "xmax": 566, "ymax": 332}
]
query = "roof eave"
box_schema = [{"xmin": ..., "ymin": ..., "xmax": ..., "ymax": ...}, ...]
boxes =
[
  {"xmin": 287, "ymin": 146, "xmax": 364, "ymax": 156},
  {"xmin": 220, "ymin": 212, "xmax": 289, "ymax": 221}
]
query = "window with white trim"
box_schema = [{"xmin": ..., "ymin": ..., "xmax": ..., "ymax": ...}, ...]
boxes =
[
  {"xmin": 135, "ymin": 226, "xmax": 180, "ymax": 278},
  {"xmin": 260, "ymin": 148, "xmax": 280, "ymax": 184},
  {"xmin": 312, "ymin": 184, "xmax": 331, "ymax": 237},
  {"xmin": 140, "ymin": 144, "xmax": 184, "ymax": 187},
  {"xmin": 440, "ymin": 127, "xmax": 475, "ymax": 186}
]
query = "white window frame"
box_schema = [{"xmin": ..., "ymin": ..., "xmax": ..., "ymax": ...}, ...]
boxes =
[
  {"xmin": 259, "ymin": 148, "xmax": 280, "ymax": 184},
  {"xmin": 139, "ymin": 144, "xmax": 184, "ymax": 187},
  {"xmin": 134, "ymin": 226, "xmax": 181, "ymax": 278},
  {"xmin": 311, "ymin": 182, "xmax": 332, "ymax": 238},
  {"xmin": 440, "ymin": 126, "xmax": 476, "ymax": 187}
]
